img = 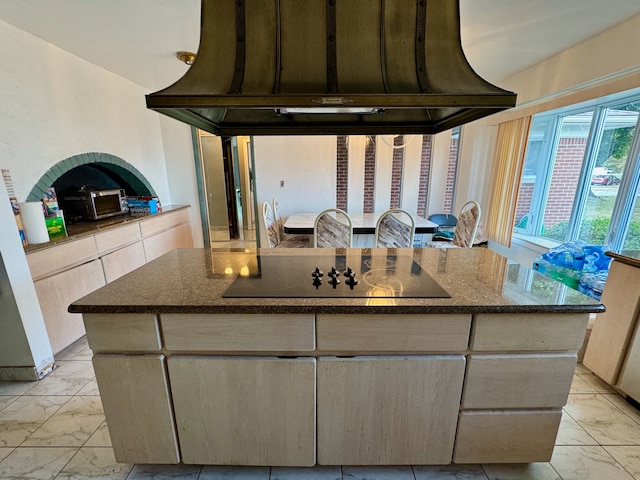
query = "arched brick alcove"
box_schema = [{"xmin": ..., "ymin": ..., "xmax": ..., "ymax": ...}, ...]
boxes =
[{"xmin": 26, "ymin": 152, "xmax": 156, "ymax": 201}]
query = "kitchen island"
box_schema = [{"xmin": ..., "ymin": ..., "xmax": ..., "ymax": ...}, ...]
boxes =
[{"xmin": 69, "ymin": 247, "xmax": 602, "ymax": 467}]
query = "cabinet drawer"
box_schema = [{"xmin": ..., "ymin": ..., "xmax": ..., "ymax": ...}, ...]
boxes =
[
  {"xmin": 317, "ymin": 314, "xmax": 471, "ymax": 352},
  {"xmin": 462, "ymin": 353, "xmax": 577, "ymax": 409},
  {"xmin": 27, "ymin": 236, "xmax": 97, "ymax": 281},
  {"xmin": 453, "ymin": 409, "xmax": 562, "ymax": 464},
  {"xmin": 83, "ymin": 314, "xmax": 161, "ymax": 352},
  {"xmin": 139, "ymin": 209, "xmax": 189, "ymax": 238},
  {"xmin": 161, "ymin": 314, "xmax": 315, "ymax": 352},
  {"xmin": 471, "ymin": 313, "xmax": 589, "ymax": 351},
  {"xmin": 94, "ymin": 222, "xmax": 141, "ymax": 255}
]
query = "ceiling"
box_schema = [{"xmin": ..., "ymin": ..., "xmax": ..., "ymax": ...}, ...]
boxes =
[{"xmin": 0, "ymin": 0, "xmax": 639, "ymax": 93}]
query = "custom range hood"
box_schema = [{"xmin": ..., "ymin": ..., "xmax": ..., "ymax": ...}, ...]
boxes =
[{"xmin": 146, "ymin": 0, "xmax": 517, "ymax": 135}]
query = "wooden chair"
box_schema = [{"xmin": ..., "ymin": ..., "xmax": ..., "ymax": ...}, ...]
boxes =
[
  {"xmin": 313, "ymin": 208, "xmax": 353, "ymax": 248},
  {"xmin": 262, "ymin": 201, "xmax": 308, "ymax": 248},
  {"xmin": 272, "ymin": 197, "xmax": 310, "ymax": 246},
  {"xmin": 374, "ymin": 209, "xmax": 415, "ymax": 248},
  {"xmin": 427, "ymin": 201, "xmax": 481, "ymax": 248}
]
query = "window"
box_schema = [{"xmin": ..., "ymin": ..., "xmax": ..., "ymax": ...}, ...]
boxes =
[
  {"xmin": 443, "ymin": 126, "xmax": 461, "ymax": 214},
  {"xmin": 514, "ymin": 89, "xmax": 640, "ymax": 255}
]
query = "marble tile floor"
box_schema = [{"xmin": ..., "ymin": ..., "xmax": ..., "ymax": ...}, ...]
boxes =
[{"xmin": 2, "ymin": 338, "xmax": 640, "ymax": 479}]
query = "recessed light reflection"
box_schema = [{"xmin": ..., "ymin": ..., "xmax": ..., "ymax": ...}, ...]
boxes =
[
  {"xmin": 224, "ymin": 267, "xmax": 233, "ymax": 275},
  {"xmin": 240, "ymin": 266, "xmax": 250, "ymax": 276}
]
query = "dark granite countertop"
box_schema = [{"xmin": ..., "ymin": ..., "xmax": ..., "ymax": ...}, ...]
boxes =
[
  {"xmin": 24, "ymin": 205, "xmax": 190, "ymax": 254},
  {"xmin": 69, "ymin": 247, "xmax": 603, "ymax": 315}
]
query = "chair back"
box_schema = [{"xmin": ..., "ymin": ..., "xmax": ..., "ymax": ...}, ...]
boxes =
[
  {"xmin": 453, "ymin": 200, "xmax": 481, "ymax": 247},
  {"xmin": 262, "ymin": 201, "xmax": 279, "ymax": 248},
  {"xmin": 374, "ymin": 209, "xmax": 415, "ymax": 248},
  {"xmin": 314, "ymin": 209, "xmax": 353, "ymax": 248},
  {"xmin": 272, "ymin": 198, "xmax": 283, "ymax": 242}
]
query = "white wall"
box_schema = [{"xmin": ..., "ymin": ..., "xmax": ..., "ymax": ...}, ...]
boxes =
[
  {"xmin": 160, "ymin": 117, "xmax": 204, "ymax": 247},
  {"xmin": 0, "ymin": 19, "xmax": 172, "ymax": 204},
  {"xmin": 0, "ymin": 19, "xmax": 201, "ymax": 367},
  {"xmin": 253, "ymin": 136, "xmax": 337, "ymax": 246}
]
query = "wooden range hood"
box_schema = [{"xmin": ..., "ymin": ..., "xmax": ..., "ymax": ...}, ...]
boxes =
[{"xmin": 146, "ymin": 0, "xmax": 516, "ymax": 136}]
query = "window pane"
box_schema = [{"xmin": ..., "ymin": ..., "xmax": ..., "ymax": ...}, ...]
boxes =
[
  {"xmin": 541, "ymin": 112, "xmax": 594, "ymax": 242},
  {"xmin": 514, "ymin": 117, "xmax": 550, "ymax": 234},
  {"xmin": 580, "ymin": 103, "xmax": 639, "ymax": 245},
  {"xmin": 622, "ymin": 184, "xmax": 640, "ymax": 255}
]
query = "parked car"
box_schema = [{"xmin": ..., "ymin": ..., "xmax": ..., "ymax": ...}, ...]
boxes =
[{"xmin": 591, "ymin": 174, "xmax": 621, "ymax": 185}]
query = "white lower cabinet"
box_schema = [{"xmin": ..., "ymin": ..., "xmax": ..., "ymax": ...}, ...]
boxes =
[
  {"xmin": 317, "ymin": 355, "xmax": 466, "ymax": 465},
  {"xmin": 167, "ymin": 356, "xmax": 316, "ymax": 466},
  {"xmin": 92, "ymin": 354, "xmax": 180, "ymax": 464}
]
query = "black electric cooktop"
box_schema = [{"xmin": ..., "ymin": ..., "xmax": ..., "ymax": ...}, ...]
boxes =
[{"xmin": 222, "ymin": 254, "xmax": 450, "ymax": 299}]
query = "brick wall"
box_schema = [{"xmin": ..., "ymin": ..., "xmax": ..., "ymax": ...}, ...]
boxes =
[
  {"xmin": 336, "ymin": 135, "xmax": 348, "ymax": 210},
  {"xmin": 542, "ymin": 137, "xmax": 587, "ymax": 228},
  {"xmin": 443, "ymin": 137, "xmax": 459, "ymax": 214},
  {"xmin": 515, "ymin": 182, "xmax": 534, "ymax": 225},
  {"xmin": 363, "ymin": 136, "xmax": 376, "ymax": 213},
  {"xmin": 417, "ymin": 135, "xmax": 432, "ymax": 216},
  {"xmin": 390, "ymin": 135, "xmax": 404, "ymax": 208}
]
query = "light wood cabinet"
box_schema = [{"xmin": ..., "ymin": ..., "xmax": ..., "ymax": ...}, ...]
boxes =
[
  {"xmin": 161, "ymin": 313, "xmax": 315, "ymax": 352},
  {"xmin": 317, "ymin": 355, "xmax": 465, "ymax": 465},
  {"xmin": 93, "ymin": 354, "xmax": 180, "ymax": 464},
  {"xmin": 33, "ymin": 259, "xmax": 105, "ymax": 354},
  {"xmin": 584, "ymin": 259, "xmax": 640, "ymax": 385},
  {"xmin": 454, "ymin": 410, "xmax": 562, "ymax": 463},
  {"xmin": 462, "ymin": 353, "xmax": 577, "ymax": 409},
  {"xmin": 26, "ymin": 207, "xmax": 191, "ymax": 354},
  {"xmin": 316, "ymin": 314, "xmax": 471, "ymax": 352},
  {"xmin": 100, "ymin": 241, "xmax": 146, "ymax": 283},
  {"xmin": 27, "ymin": 236, "xmax": 97, "ymax": 281},
  {"xmin": 83, "ymin": 313, "xmax": 161, "ymax": 352},
  {"xmin": 168, "ymin": 356, "xmax": 316, "ymax": 466}
]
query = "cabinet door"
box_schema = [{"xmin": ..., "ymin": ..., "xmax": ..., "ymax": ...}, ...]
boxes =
[
  {"xmin": 100, "ymin": 241, "xmax": 146, "ymax": 283},
  {"xmin": 167, "ymin": 356, "xmax": 316, "ymax": 466},
  {"xmin": 34, "ymin": 259, "xmax": 105, "ymax": 354},
  {"xmin": 92, "ymin": 354, "xmax": 180, "ymax": 464},
  {"xmin": 317, "ymin": 355, "xmax": 465, "ymax": 465}
]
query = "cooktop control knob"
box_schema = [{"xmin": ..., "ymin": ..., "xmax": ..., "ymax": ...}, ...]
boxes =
[
  {"xmin": 328, "ymin": 275, "xmax": 340, "ymax": 288},
  {"xmin": 344, "ymin": 267, "xmax": 355, "ymax": 278},
  {"xmin": 311, "ymin": 267, "xmax": 323, "ymax": 279},
  {"xmin": 328, "ymin": 267, "xmax": 339, "ymax": 278},
  {"xmin": 312, "ymin": 276, "xmax": 322, "ymax": 289},
  {"xmin": 345, "ymin": 275, "xmax": 358, "ymax": 289}
]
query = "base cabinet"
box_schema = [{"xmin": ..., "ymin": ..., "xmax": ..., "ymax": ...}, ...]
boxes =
[
  {"xmin": 317, "ymin": 355, "xmax": 465, "ymax": 465},
  {"xmin": 92, "ymin": 354, "xmax": 180, "ymax": 464},
  {"xmin": 167, "ymin": 356, "xmax": 316, "ymax": 466},
  {"xmin": 454, "ymin": 409, "xmax": 562, "ymax": 463}
]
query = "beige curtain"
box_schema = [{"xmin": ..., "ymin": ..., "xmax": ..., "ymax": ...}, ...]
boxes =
[{"xmin": 486, "ymin": 116, "xmax": 532, "ymax": 247}]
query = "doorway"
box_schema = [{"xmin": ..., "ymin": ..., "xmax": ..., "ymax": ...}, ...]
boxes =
[{"xmin": 197, "ymin": 131, "xmax": 256, "ymax": 246}]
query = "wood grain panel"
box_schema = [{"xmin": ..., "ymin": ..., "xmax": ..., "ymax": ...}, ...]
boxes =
[
  {"xmin": 94, "ymin": 222, "xmax": 141, "ymax": 255},
  {"xmin": 161, "ymin": 313, "xmax": 315, "ymax": 352},
  {"xmin": 93, "ymin": 354, "xmax": 179, "ymax": 464},
  {"xmin": 584, "ymin": 260, "xmax": 640, "ymax": 383},
  {"xmin": 27, "ymin": 236, "xmax": 97, "ymax": 281},
  {"xmin": 462, "ymin": 353, "xmax": 577, "ymax": 409},
  {"xmin": 168, "ymin": 356, "xmax": 316, "ymax": 466},
  {"xmin": 100, "ymin": 241, "xmax": 146, "ymax": 283},
  {"xmin": 316, "ymin": 314, "xmax": 471, "ymax": 352},
  {"xmin": 317, "ymin": 355, "xmax": 465, "ymax": 465},
  {"xmin": 139, "ymin": 209, "xmax": 190, "ymax": 238},
  {"xmin": 453, "ymin": 409, "xmax": 562, "ymax": 464},
  {"xmin": 34, "ymin": 260, "xmax": 105, "ymax": 354},
  {"xmin": 83, "ymin": 313, "xmax": 161, "ymax": 352},
  {"xmin": 471, "ymin": 313, "xmax": 589, "ymax": 351}
]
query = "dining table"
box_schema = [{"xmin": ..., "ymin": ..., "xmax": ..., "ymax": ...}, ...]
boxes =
[{"xmin": 283, "ymin": 212, "xmax": 439, "ymax": 236}]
